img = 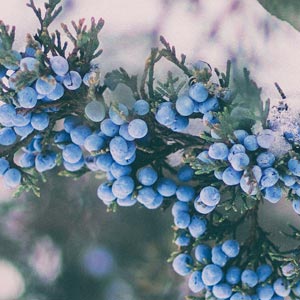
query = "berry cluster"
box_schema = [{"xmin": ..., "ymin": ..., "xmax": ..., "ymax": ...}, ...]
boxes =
[
  {"xmin": 172, "ymin": 237, "xmax": 300, "ymax": 300},
  {"xmin": 155, "ymin": 81, "xmax": 220, "ymax": 132},
  {"xmin": 1, "ymin": 2, "xmax": 300, "ymax": 299}
]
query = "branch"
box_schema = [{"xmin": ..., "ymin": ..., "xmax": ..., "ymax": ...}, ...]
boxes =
[{"xmin": 159, "ymin": 36, "xmax": 192, "ymax": 77}]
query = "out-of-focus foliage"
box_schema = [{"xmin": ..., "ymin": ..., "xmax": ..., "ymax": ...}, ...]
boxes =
[
  {"xmin": 258, "ymin": 0, "xmax": 300, "ymax": 31},
  {"xmin": 0, "ymin": 175, "xmax": 179, "ymax": 300}
]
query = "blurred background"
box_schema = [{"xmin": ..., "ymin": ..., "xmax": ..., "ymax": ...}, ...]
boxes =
[{"xmin": 0, "ymin": 0, "xmax": 300, "ymax": 299}]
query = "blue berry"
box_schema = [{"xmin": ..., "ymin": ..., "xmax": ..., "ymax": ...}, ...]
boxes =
[
  {"xmin": 200, "ymin": 186, "xmax": 220, "ymax": 206},
  {"xmin": 63, "ymin": 71, "xmax": 82, "ymax": 90},
  {"xmin": 47, "ymin": 83, "xmax": 64, "ymax": 100},
  {"xmin": 63, "ymin": 157, "xmax": 84, "ymax": 172},
  {"xmin": 195, "ymin": 244, "xmax": 211, "ymax": 264},
  {"xmin": 70, "ymin": 125, "xmax": 92, "ymax": 145},
  {"xmin": 50, "ymin": 56, "xmax": 69, "ymax": 76},
  {"xmin": 85, "ymin": 100, "xmax": 106, "ymax": 122},
  {"xmin": 197, "ymin": 150, "xmax": 214, "ymax": 164},
  {"xmin": 62, "ymin": 143, "xmax": 83, "ymax": 163},
  {"xmin": 119, "ymin": 123, "xmax": 135, "ymax": 141},
  {"xmin": 231, "ymin": 293, "xmax": 251, "ymax": 300},
  {"xmin": 177, "ymin": 165, "xmax": 194, "ymax": 182},
  {"xmin": 222, "ymin": 240, "xmax": 239, "ymax": 258},
  {"xmin": 64, "ymin": 116, "xmax": 81, "ymax": 133},
  {"xmin": 95, "ymin": 153, "xmax": 114, "ymax": 172},
  {"xmin": 288, "ymin": 159, "xmax": 300, "ymax": 176},
  {"xmin": 112, "ymin": 176, "xmax": 135, "ymax": 199},
  {"xmin": 17, "ymin": 87, "xmax": 38, "ymax": 108},
  {"xmin": 54, "ymin": 130, "xmax": 71, "ymax": 148},
  {"xmin": 226, "ymin": 267, "xmax": 241, "ymax": 285},
  {"xmin": 113, "ymin": 151, "xmax": 136, "ymax": 166},
  {"xmin": 133, "ymin": 99, "xmax": 149, "ymax": 116},
  {"xmin": 174, "ymin": 211, "xmax": 191, "ymax": 229},
  {"xmin": 3, "ymin": 168, "xmax": 21, "ymax": 187},
  {"xmin": 292, "ymin": 199, "xmax": 300, "ymax": 214},
  {"xmin": 203, "ymin": 112, "xmax": 219, "ymax": 125},
  {"xmin": 145, "ymin": 192, "xmax": 164, "ymax": 209},
  {"xmin": 222, "ymin": 167, "xmax": 242, "ymax": 185},
  {"xmin": 284, "ymin": 131, "xmax": 295, "ymax": 144},
  {"xmin": 31, "ymin": 112, "xmax": 49, "ymax": 131},
  {"xmin": 128, "ymin": 119, "xmax": 148, "ymax": 139},
  {"xmin": 257, "ymin": 130, "xmax": 275, "ymax": 149},
  {"xmin": 241, "ymin": 269, "xmax": 258, "ymax": 288},
  {"xmin": 97, "ymin": 182, "xmax": 115, "ymax": 203},
  {"xmin": 189, "ymin": 82, "xmax": 208, "ymax": 102},
  {"xmin": 117, "ymin": 195, "xmax": 136, "ymax": 207},
  {"xmin": 256, "ymin": 152, "xmax": 275, "ymax": 168},
  {"xmin": 243, "ymin": 135, "xmax": 259, "ymax": 151},
  {"xmin": 273, "ymin": 278, "xmax": 290, "ymax": 297},
  {"xmin": 201, "ymin": 264, "xmax": 223, "ymax": 286},
  {"xmin": 35, "ymin": 75, "xmax": 56, "ymax": 95},
  {"xmin": 155, "ymin": 102, "xmax": 176, "ymax": 126},
  {"xmin": 35, "ymin": 151, "xmax": 56, "ymax": 172},
  {"xmin": 208, "ymin": 143, "xmax": 229, "ymax": 160},
  {"xmin": 110, "ymin": 163, "xmax": 131, "ymax": 179},
  {"xmin": 281, "ymin": 262, "xmax": 296, "ymax": 277},
  {"xmin": 175, "ymin": 95, "xmax": 195, "ymax": 116},
  {"xmin": 264, "ymin": 186, "xmax": 282, "ymax": 203},
  {"xmin": 176, "ymin": 186, "xmax": 195, "ymax": 202},
  {"xmin": 260, "ymin": 168, "xmax": 279, "ymax": 188},
  {"xmin": 212, "ymin": 245, "xmax": 228, "ymax": 267},
  {"xmin": 281, "ymin": 175, "xmax": 295, "ymax": 187},
  {"xmin": 117, "ymin": 140, "xmax": 136, "ymax": 160},
  {"xmin": 84, "ymin": 134, "xmax": 105, "ymax": 152},
  {"xmin": 14, "ymin": 124, "xmax": 34, "ymax": 137},
  {"xmin": 157, "ymin": 178, "xmax": 177, "ymax": 197},
  {"xmin": 170, "ymin": 115, "xmax": 189, "ymax": 132},
  {"xmin": 212, "ymin": 283, "xmax": 232, "ymax": 299},
  {"xmin": 230, "ymin": 153, "xmax": 250, "ymax": 171},
  {"xmin": 234, "ymin": 130, "xmax": 249, "ymax": 143},
  {"xmin": 20, "ymin": 57, "xmax": 39, "ymax": 71},
  {"xmin": 175, "ymin": 232, "xmax": 191, "ymax": 247},
  {"xmin": 100, "ymin": 119, "xmax": 119, "ymax": 137},
  {"xmin": 194, "ymin": 197, "xmax": 216, "ymax": 214},
  {"xmin": 0, "ymin": 158, "xmax": 9, "ymax": 175},
  {"xmin": 12, "ymin": 111, "xmax": 31, "ymax": 127},
  {"xmin": 228, "ymin": 144, "xmax": 246, "ymax": 158},
  {"xmin": 109, "ymin": 136, "xmax": 128, "ymax": 160},
  {"xmin": 188, "ymin": 215, "xmax": 207, "ymax": 238},
  {"xmin": 0, "ymin": 104, "xmax": 16, "ymax": 127},
  {"xmin": 109, "ymin": 103, "xmax": 129, "ymax": 125},
  {"xmin": 82, "ymin": 71, "xmax": 96, "ymax": 86},
  {"xmin": 214, "ymin": 169, "xmax": 223, "ymax": 180},
  {"xmin": 198, "ymin": 97, "xmax": 219, "ymax": 114},
  {"xmin": 0, "ymin": 128, "xmax": 16, "ymax": 146},
  {"xmin": 188, "ymin": 271, "xmax": 205, "ymax": 293},
  {"xmin": 137, "ymin": 166, "xmax": 158, "ymax": 186},
  {"xmin": 172, "ymin": 253, "xmax": 193, "ymax": 276},
  {"xmin": 137, "ymin": 187, "xmax": 157, "ymax": 205},
  {"xmin": 172, "ymin": 201, "xmax": 189, "ymax": 217},
  {"xmin": 19, "ymin": 152, "xmax": 35, "ymax": 168}
]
